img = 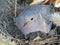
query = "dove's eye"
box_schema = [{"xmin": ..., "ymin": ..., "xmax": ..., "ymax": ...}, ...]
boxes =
[{"xmin": 31, "ymin": 18, "xmax": 33, "ymax": 20}]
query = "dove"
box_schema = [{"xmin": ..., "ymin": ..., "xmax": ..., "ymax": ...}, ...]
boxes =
[{"xmin": 14, "ymin": 4, "xmax": 55, "ymax": 40}]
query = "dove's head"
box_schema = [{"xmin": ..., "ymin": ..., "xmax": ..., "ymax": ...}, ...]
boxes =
[{"xmin": 14, "ymin": 11, "xmax": 50, "ymax": 36}]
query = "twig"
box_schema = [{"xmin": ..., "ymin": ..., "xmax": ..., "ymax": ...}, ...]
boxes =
[{"xmin": 15, "ymin": 0, "xmax": 17, "ymax": 17}]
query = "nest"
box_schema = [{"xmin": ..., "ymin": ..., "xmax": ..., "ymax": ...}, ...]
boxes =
[{"xmin": 0, "ymin": 0, "xmax": 60, "ymax": 45}]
